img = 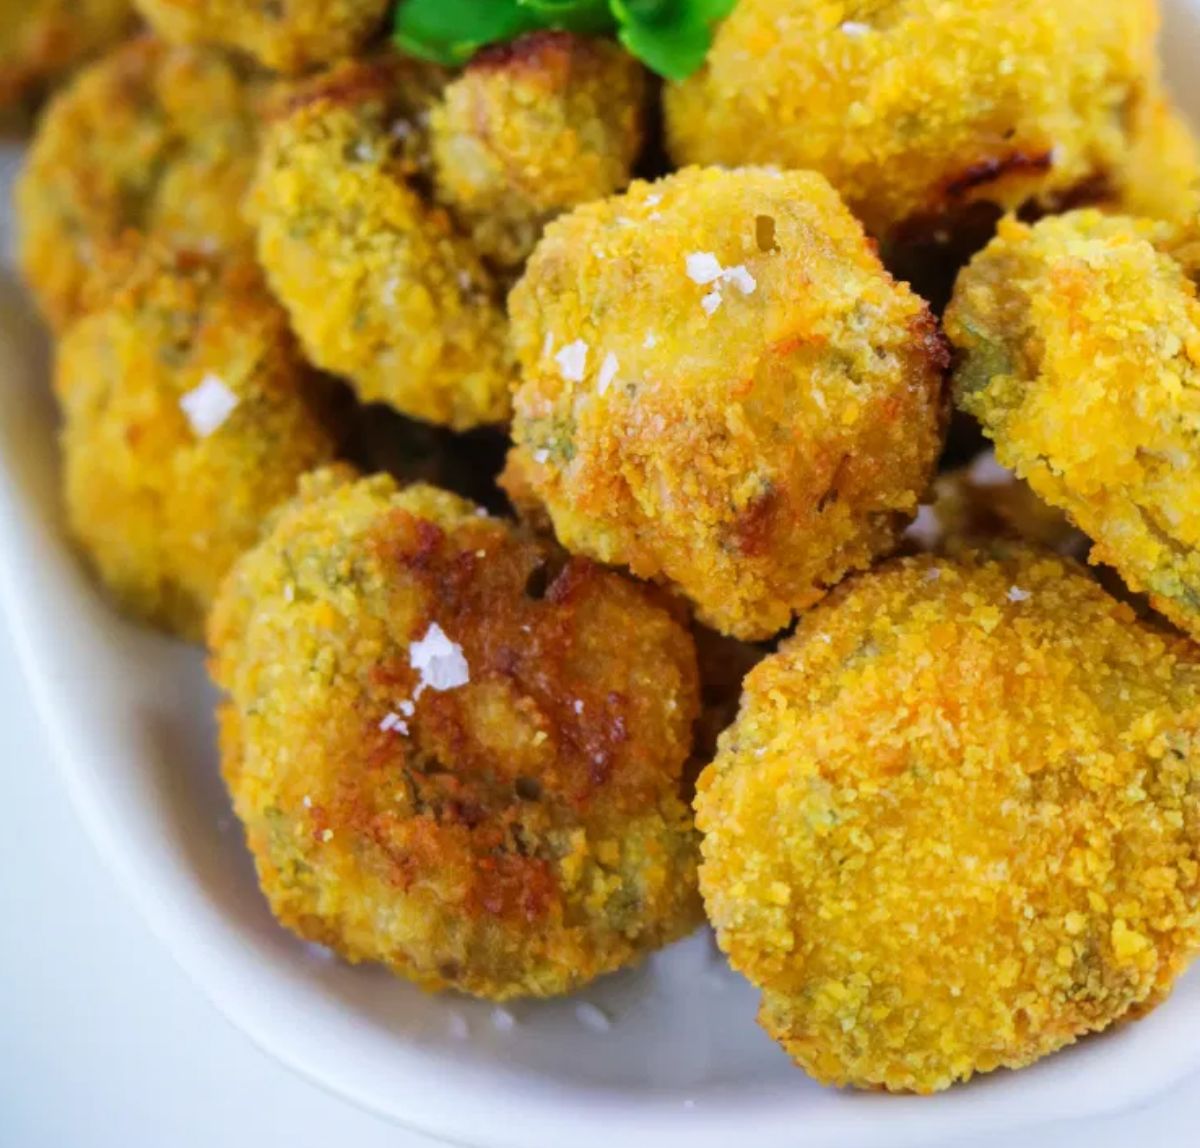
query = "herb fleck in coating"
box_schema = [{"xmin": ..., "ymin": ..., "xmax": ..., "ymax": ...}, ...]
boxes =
[
  {"xmin": 253, "ymin": 56, "xmax": 515, "ymax": 430},
  {"xmin": 696, "ymin": 549, "xmax": 1200, "ymax": 1093},
  {"xmin": 210, "ymin": 472, "xmax": 703, "ymax": 1000},
  {"xmin": 946, "ymin": 210, "xmax": 1200, "ymax": 639},
  {"xmin": 506, "ymin": 165, "xmax": 947, "ymax": 640},
  {"xmin": 56, "ymin": 249, "xmax": 337, "ymax": 640}
]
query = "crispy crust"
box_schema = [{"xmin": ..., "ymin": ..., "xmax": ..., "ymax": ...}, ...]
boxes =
[
  {"xmin": 252, "ymin": 56, "xmax": 514, "ymax": 430},
  {"xmin": 506, "ymin": 166, "xmax": 948, "ymax": 639},
  {"xmin": 696, "ymin": 548, "xmax": 1200, "ymax": 1092},
  {"xmin": 0, "ymin": 0, "xmax": 136, "ymax": 110},
  {"xmin": 15, "ymin": 35, "xmax": 262, "ymax": 329},
  {"xmin": 56, "ymin": 248, "xmax": 337, "ymax": 638},
  {"xmin": 430, "ymin": 32, "xmax": 647, "ymax": 270},
  {"xmin": 665, "ymin": 0, "xmax": 1162, "ymax": 243},
  {"xmin": 132, "ymin": 0, "xmax": 389, "ymax": 75},
  {"xmin": 210, "ymin": 473, "xmax": 703, "ymax": 999},
  {"xmin": 946, "ymin": 209, "xmax": 1200, "ymax": 638}
]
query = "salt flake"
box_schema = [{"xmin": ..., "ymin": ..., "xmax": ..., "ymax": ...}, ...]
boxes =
[
  {"xmin": 686, "ymin": 252, "xmax": 724, "ymax": 284},
  {"xmin": 409, "ymin": 623, "xmax": 470, "ymax": 693},
  {"xmin": 597, "ymin": 352, "xmax": 619, "ymax": 395},
  {"xmin": 723, "ymin": 265, "xmax": 757, "ymax": 295},
  {"xmin": 555, "ymin": 339, "xmax": 588, "ymax": 382},
  {"xmin": 180, "ymin": 374, "xmax": 238, "ymax": 438}
]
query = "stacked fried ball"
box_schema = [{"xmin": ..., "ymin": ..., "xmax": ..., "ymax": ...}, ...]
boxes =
[{"xmin": 12, "ymin": 0, "xmax": 1200, "ymax": 1097}]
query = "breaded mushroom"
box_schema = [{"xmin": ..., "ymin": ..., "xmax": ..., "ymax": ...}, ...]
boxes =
[
  {"xmin": 947, "ymin": 210, "xmax": 1200, "ymax": 639},
  {"xmin": 430, "ymin": 31, "xmax": 647, "ymax": 271},
  {"xmin": 15, "ymin": 36, "xmax": 262, "ymax": 329},
  {"xmin": 0, "ymin": 0, "xmax": 136, "ymax": 111},
  {"xmin": 56, "ymin": 249, "xmax": 338, "ymax": 639},
  {"xmin": 132, "ymin": 0, "xmax": 389, "ymax": 75},
  {"xmin": 696, "ymin": 548, "xmax": 1200, "ymax": 1093},
  {"xmin": 505, "ymin": 166, "xmax": 948, "ymax": 640},
  {"xmin": 905, "ymin": 451, "xmax": 1087, "ymax": 559},
  {"xmin": 665, "ymin": 0, "xmax": 1162, "ymax": 248},
  {"xmin": 253, "ymin": 56, "xmax": 514, "ymax": 430},
  {"xmin": 210, "ymin": 471, "xmax": 702, "ymax": 1000}
]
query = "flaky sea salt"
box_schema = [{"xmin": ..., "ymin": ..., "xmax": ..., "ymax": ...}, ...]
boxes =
[
  {"xmin": 701, "ymin": 290, "xmax": 723, "ymax": 315},
  {"xmin": 686, "ymin": 252, "xmax": 724, "ymax": 284},
  {"xmin": 722, "ymin": 265, "xmax": 757, "ymax": 295},
  {"xmin": 409, "ymin": 623, "xmax": 470, "ymax": 693},
  {"xmin": 597, "ymin": 352, "xmax": 619, "ymax": 395},
  {"xmin": 1007, "ymin": 586, "xmax": 1032, "ymax": 603},
  {"xmin": 555, "ymin": 339, "xmax": 589, "ymax": 382},
  {"xmin": 180, "ymin": 374, "xmax": 238, "ymax": 438}
]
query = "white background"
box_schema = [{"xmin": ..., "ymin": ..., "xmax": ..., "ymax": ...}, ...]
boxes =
[{"xmin": 0, "ymin": 619, "xmax": 1196, "ymax": 1146}]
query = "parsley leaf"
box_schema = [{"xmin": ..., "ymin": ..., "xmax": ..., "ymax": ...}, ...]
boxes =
[
  {"xmin": 392, "ymin": 0, "xmax": 735, "ymax": 78},
  {"xmin": 393, "ymin": 0, "xmax": 541, "ymax": 66}
]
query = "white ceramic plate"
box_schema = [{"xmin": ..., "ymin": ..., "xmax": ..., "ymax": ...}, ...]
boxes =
[{"xmin": 4, "ymin": 8, "xmax": 1200, "ymax": 1144}]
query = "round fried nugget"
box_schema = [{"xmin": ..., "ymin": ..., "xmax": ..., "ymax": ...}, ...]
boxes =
[
  {"xmin": 665, "ymin": 0, "xmax": 1160, "ymax": 247},
  {"xmin": 15, "ymin": 36, "xmax": 261, "ymax": 329},
  {"xmin": 56, "ymin": 249, "xmax": 338, "ymax": 639},
  {"xmin": 947, "ymin": 210, "xmax": 1200, "ymax": 639},
  {"xmin": 253, "ymin": 56, "xmax": 513, "ymax": 430},
  {"xmin": 430, "ymin": 31, "xmax": 647, "ymax": 271},
  {"xmin": 0, "ymin": 0, "xmax": 136, "ymax": 110},
  {"xmin": 209, "ymin": 471, "xmax": 702, "ymax": 1000},
  {"xmin": 905, "ymin": 451, "xmax": 1087, "ymax": 559},
  {"xmin": 505, "ymin": 166, "xmax": 948, "ymax": 640},
  {"xmin": 132, "ymin": 0, "xmax": 387, "ymax": 75},
  {"xmin": 696, "ymin": 548, "xmax": 1200, "ymax": 1093}
]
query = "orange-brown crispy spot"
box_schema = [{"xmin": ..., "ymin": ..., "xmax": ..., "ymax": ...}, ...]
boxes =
[
  {"xmin": 735, "ymin": 486, "xmax": 781, "ymax": 557},
  {"xmin": 278, "ymin": 56, "xmax": 398, "ymax": 119},
  {"xmin": 469, "ymin": 29, "xmax": 578, "ymax": 74},
  {"xmin": 944, "ymin": 149, "xmax": 1055, "ymax": 201}
]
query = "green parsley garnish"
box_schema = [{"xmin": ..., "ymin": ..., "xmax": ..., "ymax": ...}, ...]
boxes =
[{"xmin": 392, "ymin": 0, "xmax": 735, "ymax": 80}]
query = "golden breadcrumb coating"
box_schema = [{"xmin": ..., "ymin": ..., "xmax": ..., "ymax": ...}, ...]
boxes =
[
  {"xmin": 253, "ymin": 56, "xmax": 514, "ymax": 430},
  {"xmin": 505, "ymin": 166, "xmax": 948, "ymax": 640},
  {"xmin": 15, "ymin": 36, "xmax": 261, "ymax": 330},
  {"xmin": 0, "ymin": 0, "xmax": 136, "ymax": 109},
  {"xmin": 665, "ymin": 0, "xmax": 1160, "ymax": 245},
  {"xmin": 210, "ymin": 471, "xmax": 702, "ymax": 1000},
  {"xmin": 430, "ymin": 31, "xmax": 647, "ymax": 271},
  {"xmin": 947, "ymin": 210, "xmax": 1200, "ymax": 639},
  {"xmin": 1112, "ymin": 98, "xmax": 1199, "ymax": 225},
  {"xmin": 905, "ymin": 451, "xmax": 1086, "ymax": 559},
  {"xmin": 132, "ymin": 0, "xmax": 388, "ymax": 75},
  {"xmin": 56, "ymin": 249, "xmax": 337, "ymax": 640},
  {"xmin": 696, "ymin": 548, "xmax": 1200, "ymax": 1093}
]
